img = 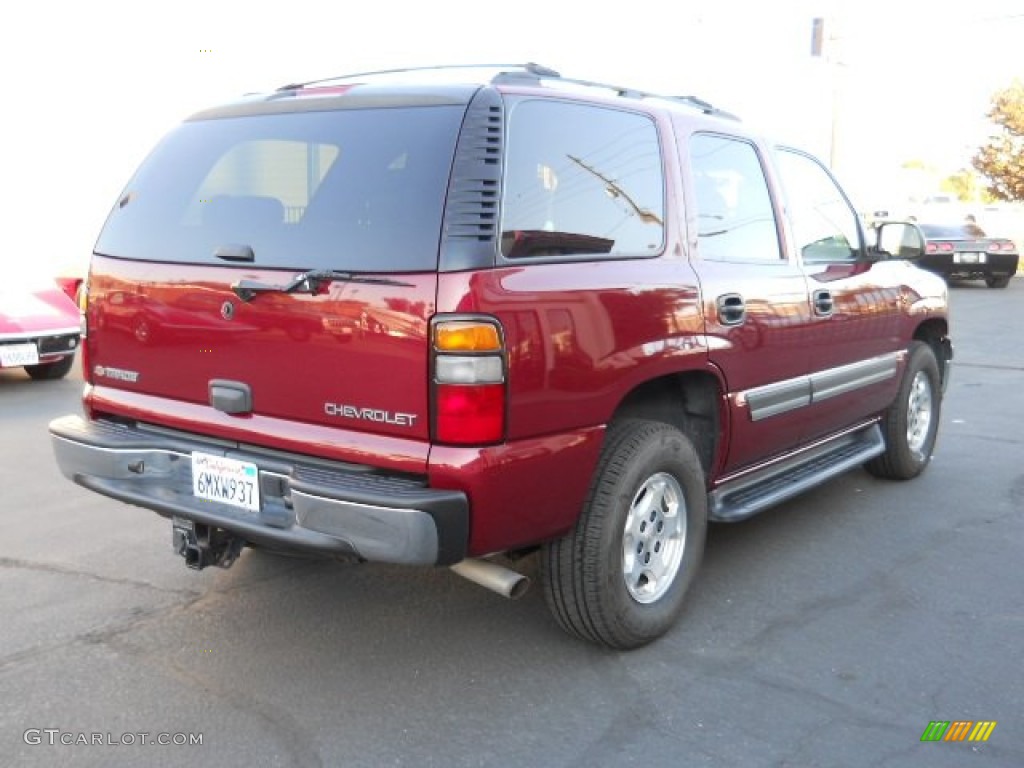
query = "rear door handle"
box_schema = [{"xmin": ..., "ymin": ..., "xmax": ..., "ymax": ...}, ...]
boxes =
[
  {"xmin": 209, "ymin": 379, "xmax": 253, "ymax": 415},
  {"xmin": 813, "ymin": 289, "xmax": 834, "ymax": 317},
  {"xmin": 717, "ymin": 293, "xmax": 746, "ymax": 326}
]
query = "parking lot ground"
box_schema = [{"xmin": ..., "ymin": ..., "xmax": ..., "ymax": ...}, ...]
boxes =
[{"xmin": 1, "ymin": 279, "xmax": 1022, "ymax": 767}]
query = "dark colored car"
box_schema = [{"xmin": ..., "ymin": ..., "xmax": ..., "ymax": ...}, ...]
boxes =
[
  {"xmin": 49, "ymin": 63, "xmax": 951, "ymax": 648},
  {"xmin": 918, "ymin": 221, "xmax": 1018, "ymax": 288}
]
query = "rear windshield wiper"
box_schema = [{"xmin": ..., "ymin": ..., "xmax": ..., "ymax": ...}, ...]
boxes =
[{"xmin": 231, "ymin": 269, "xmax": 413, "ymax": 302}]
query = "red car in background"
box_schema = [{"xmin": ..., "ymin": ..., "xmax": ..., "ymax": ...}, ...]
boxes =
[{"xmin": 1, "ymin": 275, "xmax": 81, "ymax": 380}]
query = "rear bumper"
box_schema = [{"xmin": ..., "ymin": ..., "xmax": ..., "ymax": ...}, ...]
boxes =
[
  {"xmin": 49, "ymin": 415, "xmax": 468, "ymax": 566},
  {"xmin": 921, "ymin": 252, "xmax": 1019, "ymax": 279}
]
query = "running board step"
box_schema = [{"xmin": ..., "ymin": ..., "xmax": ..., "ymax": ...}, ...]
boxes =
[{"xmin": 709, "ymin": 424, "xmax": 885, "ymax": 522}]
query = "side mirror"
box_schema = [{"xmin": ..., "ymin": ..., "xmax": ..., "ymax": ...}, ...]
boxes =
[{"xmin": 871, "ymin": 221, "xmax": 925, "ymax": 261}]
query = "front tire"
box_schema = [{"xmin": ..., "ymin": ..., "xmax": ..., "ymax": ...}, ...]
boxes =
[
  {"xmin": 865, "ymin": 342, "xmax": 941, "ymax": 480},
  {"xmin": 25, "ymin": 354, "xmax": 75, "ymax": 381},
  {"xmin": 541, "ymin": 420, "xmax": 707, "ymax": 649}
]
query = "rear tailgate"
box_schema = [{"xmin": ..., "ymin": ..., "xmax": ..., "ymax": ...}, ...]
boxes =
[
  {"xmin": 84, "ymin": 90, "xmax": 469, "ymax": 467},
  {"xmin": 87, "ymin": 255, "xmax": 434, "ymax": 442}
]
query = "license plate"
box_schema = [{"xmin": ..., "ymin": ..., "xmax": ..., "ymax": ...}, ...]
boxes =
[
  {"xmin": 0, "ymin": 343, "xmax": 39, "ymax": 368},
  {"xmin": 192, "ymin": 452, "xmax": 260, "ymax": 512},
  {"xmin": 955, "ymin": 252, "xmax": 984, "ymax": 264}
]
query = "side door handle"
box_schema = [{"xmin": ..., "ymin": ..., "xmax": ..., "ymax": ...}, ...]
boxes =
[
  {"xmin": 813, "ymin": 289, "xmax": 834, "ymax": 317},
  {"xmin": 717, "ymin": 293, "xmax": 746, "ymax": 326}
]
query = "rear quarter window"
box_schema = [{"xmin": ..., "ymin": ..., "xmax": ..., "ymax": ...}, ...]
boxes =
[{"xmin": 499, "ymin": 100, "xmax": 665, "ymax": 260}]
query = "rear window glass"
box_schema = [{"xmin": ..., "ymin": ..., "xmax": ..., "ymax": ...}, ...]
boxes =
[
  {"xmin": 95, "ymin": 106, "xmax": 465, "ymax": 272},
  {"xmin": 919, "ymin": 223, "xmax": 986, "ymax": 239}
]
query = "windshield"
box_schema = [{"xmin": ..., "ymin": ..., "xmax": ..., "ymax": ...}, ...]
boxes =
[{"xmin": 95, "ymin": 105, "xmax": 465, "ymax": 272}]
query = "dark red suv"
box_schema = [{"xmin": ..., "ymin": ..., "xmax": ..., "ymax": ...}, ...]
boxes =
[{"xmin": 50, "ymin": 64, "xmax": 952, "ymax": 648}]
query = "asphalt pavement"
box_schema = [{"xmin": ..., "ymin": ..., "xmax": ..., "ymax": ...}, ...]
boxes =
[{"xmin": 1, "ymin": 278, "xmax": 1022, "ymax": 767}]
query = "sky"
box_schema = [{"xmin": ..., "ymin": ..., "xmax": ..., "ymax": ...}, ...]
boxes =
[{"xmin": 2, "ymin": 0, "xmax": 1021, "ymax": 275}]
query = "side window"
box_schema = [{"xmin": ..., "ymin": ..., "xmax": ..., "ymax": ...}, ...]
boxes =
[
  {"xmin": 501, "ymin": 101, "xmax": 664, "ymax": 259},
  {"xmin": 689, "ymin": 134, "xmax": 781, "ymax": 261},
  {"xmin": 774, "ymin": 148, "xmax": 862, "ymax": 263}
]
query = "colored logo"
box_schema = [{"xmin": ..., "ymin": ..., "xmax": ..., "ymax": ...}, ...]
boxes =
[{"xmin": 920, "ymin": 721, "xmax": 997, "ymax": 742}]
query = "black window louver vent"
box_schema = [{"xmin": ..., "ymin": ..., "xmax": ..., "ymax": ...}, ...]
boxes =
[{"xmin": 439, "ymin": 89, "xmax": 504, "ymax": 272}]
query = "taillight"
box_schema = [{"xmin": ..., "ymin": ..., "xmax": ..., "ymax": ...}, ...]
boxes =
[
  {"xmin": 78, "ymin": 281, "xmax": 91, "ymax": 384},
  {"xmin": 988, "ymin": 241, "xmax": 1016, "ymax": 253},
  {"xmin": 73, "ymin": 280, "xmax": 88, "ymax": 339},
  {"xmin": 431, "ymin": 317, "xmax": 506, "ymax": 445},
  {"xmin": 54, "ymin": 277, "xmax": 80, "ymax": 304}
]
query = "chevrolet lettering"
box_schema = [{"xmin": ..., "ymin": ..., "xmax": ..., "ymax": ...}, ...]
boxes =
[
  {"xmin": 49, "ymin": 63, "xmax": 951, "ymax": 649},
  {"xmin": 324, "ymin": 403, "xmax": 418, "ymax": 427},
  {"xmin": 93, "ymin": 365, "xmax": 141, "ymax": 383}
]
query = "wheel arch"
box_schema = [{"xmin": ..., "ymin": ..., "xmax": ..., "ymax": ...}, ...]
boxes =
[
  {"xmin": 609, "ymin": 371, "xmax": 723, "ymax": 482},
  {"xmin": 913, "ymin": 318, "xmax": 952, "ymax": 393}
]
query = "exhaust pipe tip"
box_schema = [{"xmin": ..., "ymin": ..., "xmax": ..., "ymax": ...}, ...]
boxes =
[{"xmin": 450, "ymin": 558, "xmax": 530, "ymax": 600}]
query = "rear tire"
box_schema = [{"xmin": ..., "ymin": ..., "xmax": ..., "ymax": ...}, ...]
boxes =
[
  {"xmin": 541, "ymin": 419, "xmax": 707, "ymax": 649},
  {"xmin": 25, "ymin": 354, "xmax": 75, "ymax": 381},
  {"xmin": 865, "ymin": 342, "xmax": 941, "ymax": 480},
  {"xmin": 985, "ymin": 275, "xmax": 1011, "ymax": 289}
]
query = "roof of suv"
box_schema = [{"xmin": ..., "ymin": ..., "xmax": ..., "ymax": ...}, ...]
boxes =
[{"xmin": 189, "ymin": 62, "xmax": 741, "ymax": 123}]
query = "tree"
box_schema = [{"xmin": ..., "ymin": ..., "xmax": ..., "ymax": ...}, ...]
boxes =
[
  {"xmin": 973, "ymin": 80, "xmax": 1024, "ymax": 202},
  {"xmin": 940, "ymin": 169, "xmax": 991, "ymax": 203}
]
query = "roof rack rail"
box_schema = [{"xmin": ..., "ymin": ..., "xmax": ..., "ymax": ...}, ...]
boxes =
[
  {"xmin": 672, "ymin": 94, "xmax": 739, "ymax": 121},
  {"xmin": 276, "ymin": 62, "xmax": 561, "ymax": 92},
  {"xmin": 491, "ymin": 70, "xmax": 737, "ymax": 120},
  {"xmin": 275, "ymin": 63, "xmax": 738, "ymax": 120}
]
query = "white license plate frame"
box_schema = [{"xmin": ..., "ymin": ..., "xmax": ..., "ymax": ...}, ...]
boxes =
[
  {"xmin": 954, "ymin": 252, "xmax": 984, "ymax": 264},
  {"xmin": 0, "ymin": 343, "xmax": 40, "ymax": 368},
  {"xmin": 192, "ymin": 452, "xmax": 260, "ymax": 512}
]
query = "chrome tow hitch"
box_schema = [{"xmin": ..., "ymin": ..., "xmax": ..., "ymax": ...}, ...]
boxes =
[{"xmin": 172, "ymin": 517, "xmax": 244, "ymax": 570}]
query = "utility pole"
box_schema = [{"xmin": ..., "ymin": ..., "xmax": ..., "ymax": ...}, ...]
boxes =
[{"xmin": 811, "ymin": 16, "xmax": 844, "ymax": 172}]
